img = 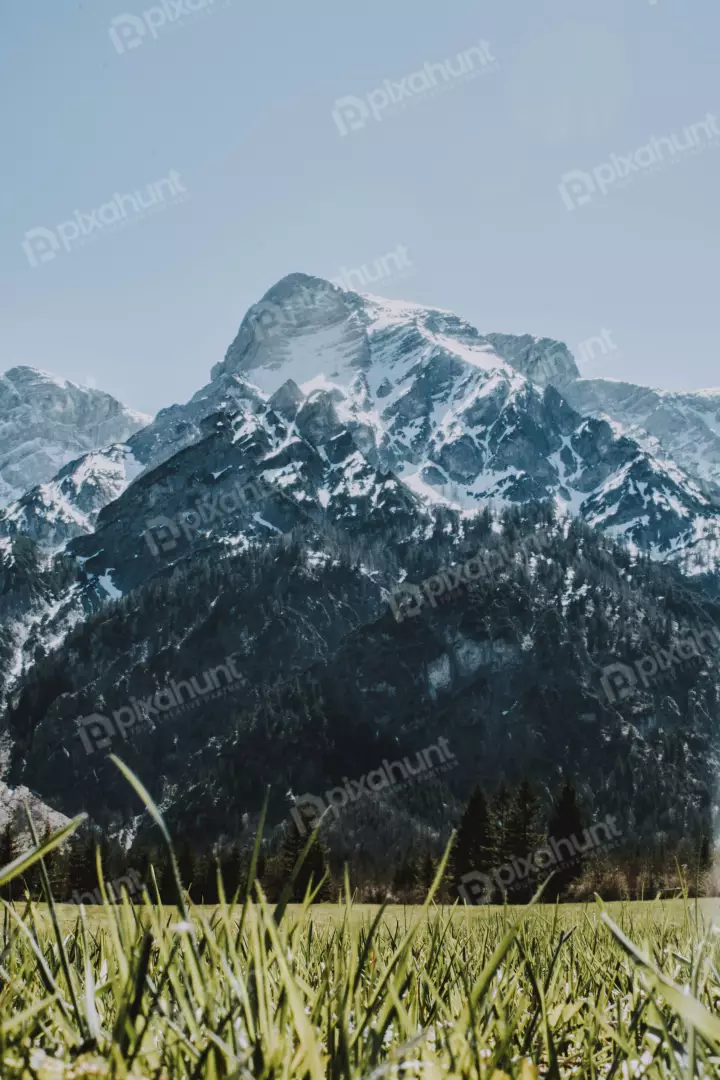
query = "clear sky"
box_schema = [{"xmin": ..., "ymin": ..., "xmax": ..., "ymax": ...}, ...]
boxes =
[{"xmin": 2, "ymin": 0, "xmax": 718, "ymax": 415}]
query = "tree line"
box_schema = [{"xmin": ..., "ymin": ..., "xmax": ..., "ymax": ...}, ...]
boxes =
[{"xmin": 1, "ymin": 775, "xmax": 712, "ymax": 907}]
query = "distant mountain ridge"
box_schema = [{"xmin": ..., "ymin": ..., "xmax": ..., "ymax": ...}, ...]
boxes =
[
  {"xmin": 2, "ymin": 277, "xmax": 719, "ymax": 580},
  {"xmin": 0, "ymin": 366, "xmax": 151, "ymax": 507},
  {"xmin": 486, "ymin": 333, "xmax": 720, "ymax": 502}
]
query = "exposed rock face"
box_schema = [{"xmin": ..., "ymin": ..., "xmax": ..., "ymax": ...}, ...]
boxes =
[
  {"xmin": 560, "ymin": 381, "xmax": 720, "ymax": 502},
  {"xmin": 0, "ymin": 367, "xmax": 150, "ymax": 507},
  {"xmin": 485, "ymin": 333, "xmax": 720, "ymax": 501},
  {"xmin": 484, "ymin": 333, "xmax": 580, "ymax": 387},
  {"xmin": 0, "ymin": 777, "xmax": 70, "ymax": 850}
]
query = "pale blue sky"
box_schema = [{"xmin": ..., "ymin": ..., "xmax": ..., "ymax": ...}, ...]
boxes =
[{"xmin": 1, "ymin": 0, "xmax": 718, "ymax": 415}]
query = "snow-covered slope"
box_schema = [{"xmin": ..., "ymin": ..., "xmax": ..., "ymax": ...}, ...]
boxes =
[
  {"xmin": 213, "ymin": 274, "xmax": 720, "ymax": 572},
  {"xmin": 0, "ymin": 367, "xmax": 150, "ymax": 506},
  {"xmin": 0, "ymin": 445, "xmax": 146, "ymax": 549},
  {"xmin": 3, "ymin": 276, "xmax": 720, "ymax": 577},
  {"xmin": 0, "ymin": 373, "xmax": 275, "ymax": 549},
  {"xmin": 484, "ymin": 334, "xmax": 720, "ymax": 501},
  {"xmin": 562, "ymin": 381, "xmax": 720, "ymax": 501}
]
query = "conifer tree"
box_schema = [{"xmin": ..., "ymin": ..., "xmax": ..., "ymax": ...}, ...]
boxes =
[
  {"xmin": 66, "ymin": 833, "xmax": 98, "ymax": 903},
  {"xmin": 219, "ymin": 845, "xmax": 244, "ymax": 901},
  {"xmin": 275, "ymin": 825, "xmax": 329, "ymax": 902},
  {"xmin": 547, "ymin": 779, "xmax": 586, "ymax": 900},
  {"xmin": 393, "ymin": 851, "xmax": 418, "ymax": 901},
  {"xmin": 450, "ymin": 787, "xmax": 494, "ymax": 901},
  {"xmin": 418, "ymin": 851, "xmax": 435, "ymax": 898},
  {"xmin": 0, "ymin": 825, "xmax": 15, "ymax": 901},
  {"xmin": 489, "ymin": 783, "xmax": 512, "ymax": 866},
  {"xmin": 506, "ymin": 778, "xmax": 543, "ymax": 902},
  {"xmin": 42, "ymin": 824, "xmax": 69, "ymax": 901}
]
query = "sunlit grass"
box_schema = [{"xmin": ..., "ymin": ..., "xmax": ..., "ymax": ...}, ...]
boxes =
[{"xmin": 3, "ymin": 761, "xmax": 720, "ymax": 1078}]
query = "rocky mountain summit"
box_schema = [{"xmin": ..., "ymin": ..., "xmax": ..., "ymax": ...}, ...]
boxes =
[{"xmin": 212, "ymin": 274, "xmax": 720, "ymax": 574}]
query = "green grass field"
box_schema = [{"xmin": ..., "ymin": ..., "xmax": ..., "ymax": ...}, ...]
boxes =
[
  {"xmin": 7, "ymin": 892, "xmax": 720, "ymax": 1078},
  {"xmin": 37, "ymin": 896, "xmax": 720, "ymax": 932},
  {"xmin": 4, "ymin": 769, "xmax": 720, "ymax": 1078}
]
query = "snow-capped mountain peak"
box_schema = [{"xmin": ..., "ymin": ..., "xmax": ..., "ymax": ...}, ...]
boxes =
[{"xmin": 3, "ymin": 276, "xmax": 720, "ymax": 580}]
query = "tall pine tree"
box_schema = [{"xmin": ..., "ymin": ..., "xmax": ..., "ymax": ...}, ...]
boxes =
[
  {"xmin": 0, "ymin": 826, "xmax": 15, "ymax": 901},
  {"xmin": 506, "ymin": 778, "xmax": 543, "ymax": 903},
  {"xmin": 450, "ymin": 787, "xmax": 494, "ymax": 901},
  {"xmin": 274, "ymin": 825, "xmax": 330, "ymax": 903},
  {"xmin": 489, "ymin": 784, "xmax": 512, "ymax": 864},
  {"xmin": 547, "ymin": 779, "xmax": 586, "ymax": 900}
]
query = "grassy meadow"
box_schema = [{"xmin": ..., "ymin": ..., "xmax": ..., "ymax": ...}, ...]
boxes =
[
  {"xmin": 7, "ymin": 892, "xmax": 720, "ymax": 1078},
  {"xmin": 3, "ymin": 763, "xmax": 720, "ymax": 1078}
]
